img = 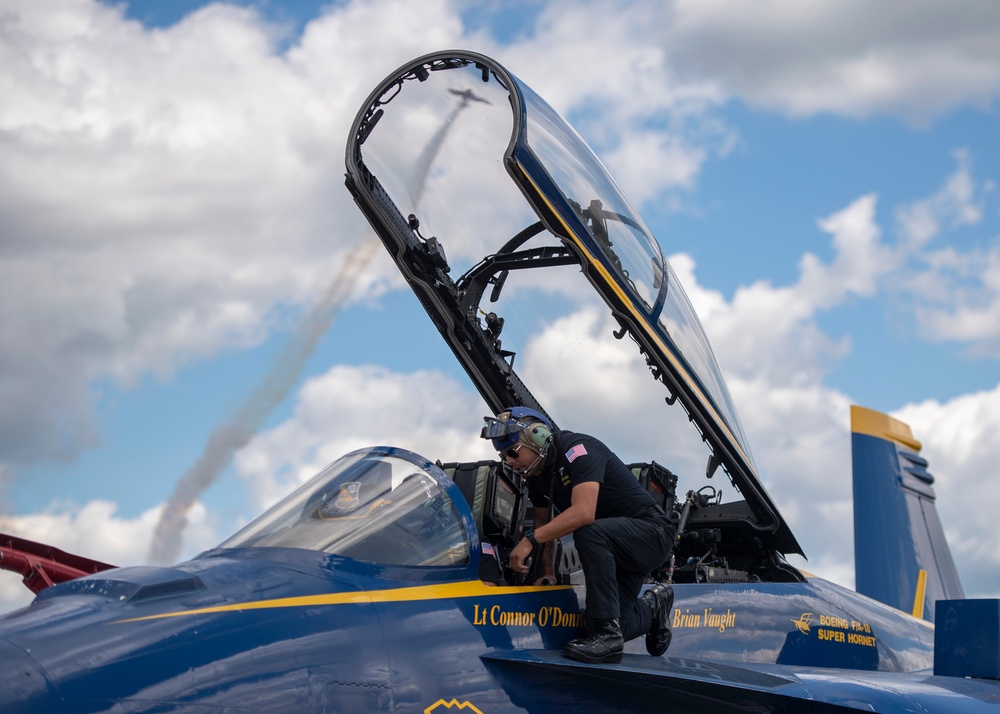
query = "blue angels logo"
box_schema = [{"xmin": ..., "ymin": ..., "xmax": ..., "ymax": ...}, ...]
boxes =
[
  {"xmin": 791, "ymin": 612, "xmax": 814, "ymax": 634},
  {"xmin": 336, "ymin": 482, "xmax": 362, "ymax": 511},
  {"xmin": 425, "ymin": 700, "xmax": 484, "ymax": 714}
]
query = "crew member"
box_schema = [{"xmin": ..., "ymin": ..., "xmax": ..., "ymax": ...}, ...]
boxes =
[{"xmin": 481, "ymin": 407, "xmax": 676, "ymax": 663}]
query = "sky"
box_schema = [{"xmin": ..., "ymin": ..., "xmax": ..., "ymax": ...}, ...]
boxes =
[{"xmin": 1, "ymin": 0, "xmax": 999, "ymax": 614}]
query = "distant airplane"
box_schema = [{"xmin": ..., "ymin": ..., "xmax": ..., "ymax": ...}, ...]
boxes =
[
  {"xmin": 0, "ymin": 49, "xmax": 996, "ymax": 713},
  {"xmin": 449, "ymin": 87, "xmax": 492, "ymax": 106}
]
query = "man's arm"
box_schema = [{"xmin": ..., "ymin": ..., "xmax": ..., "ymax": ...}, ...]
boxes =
[
  {"xmin": 537, "ymin": 481, "xmax": 598, "ymax": 540},
  {"xmin": 508, "ymin": 484, "xmax": 599, "ymax": 577}
]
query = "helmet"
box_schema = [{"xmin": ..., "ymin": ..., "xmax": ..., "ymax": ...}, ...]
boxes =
[{"xmin": 481, "ymin": 406, "xmax": 553, "ymax": 454}]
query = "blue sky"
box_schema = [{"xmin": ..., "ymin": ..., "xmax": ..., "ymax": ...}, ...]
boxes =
[{"xmin": 2, "ymin": 0, "xmax": 999, "ymax": 612}]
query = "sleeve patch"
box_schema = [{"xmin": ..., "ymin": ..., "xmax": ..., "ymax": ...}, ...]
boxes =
[{"xmin": 565, "ymin": 444, "xmax": 588, "ymax": 463}]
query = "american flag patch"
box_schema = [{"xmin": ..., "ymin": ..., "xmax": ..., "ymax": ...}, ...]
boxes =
[
  {"xmin": 565, "ymin": 444, "xmax": 588, "ymax": 463},
  {"xmin": 482, "ymin": 542, "xmax": 495, "ymax": 555}
]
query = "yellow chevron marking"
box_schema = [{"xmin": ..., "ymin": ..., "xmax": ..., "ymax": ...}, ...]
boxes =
[{"xmin": 425, "ymin": 699, "xmax": 485, "ymax": 714}]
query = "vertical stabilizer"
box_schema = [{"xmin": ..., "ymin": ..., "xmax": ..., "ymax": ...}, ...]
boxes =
[{"xmin": 851, "ymin": 405, "xmax": 964, "ymax": 623}]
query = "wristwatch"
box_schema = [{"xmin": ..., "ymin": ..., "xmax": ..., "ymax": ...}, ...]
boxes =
[{"xmin": 524, "ymin": 529, "xmax": 539, "ymax": 547}]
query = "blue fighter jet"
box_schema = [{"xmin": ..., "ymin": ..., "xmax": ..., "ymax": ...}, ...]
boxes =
[{"xmin": 0, "ymin": 49, "xmax": 996, "ymax": 713}]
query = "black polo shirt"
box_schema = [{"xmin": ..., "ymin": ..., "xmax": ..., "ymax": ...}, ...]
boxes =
[{"xmin": 525, "ymin": 430, "xmax": 655, "ymax": 519}]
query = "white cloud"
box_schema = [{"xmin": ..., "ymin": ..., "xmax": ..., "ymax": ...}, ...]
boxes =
[
  {"xmin": 0, "ymin": 575, "xmax": 34, "ymax": 616},
  {"xmin": 659, "ymin": 0, "xmax": 1000, "ymax": 123},
  {"xmin": 0, "ymin": 498, "xmax": 218, "ymax": 614},
  {"xmin": 602, "ymin": 131, "xmax": 707, "ymax": 204},
  {"xmin": 807, "ymin": 194, "xmax": 894, "ymax": 303},
  {"xmin": 0, "ymin": 0, "xmax": 467, "ymax": 467},
  {"xmin": 502, "ymin": 1, "xmax": 730, "ymax": 205},
  {"xmin": 913, "ymin": 248, "xmax": 1000, "ymax": 349},
  {"xmin": 896, "ymin": 384, "xmax": 1000, "ymax": 598},
  {"xmin": 896, "ymin": 149, "xmax": 984, "ymax": 249},
  {"xmin": 692, "ymin": 194, "xmax": 892, "ymax": 391},
  {"xmin": 889, "ymin": 151, "xmax": 1000, "ymax": 351},
  {"xmin": 233, "ymin": 364, "xmax": 495, "ymax": 513}
]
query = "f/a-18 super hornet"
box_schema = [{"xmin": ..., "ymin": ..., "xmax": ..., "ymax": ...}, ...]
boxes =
[{"xmin": 0, "ymin": 50, "xmax": 994, "ymax": 713}]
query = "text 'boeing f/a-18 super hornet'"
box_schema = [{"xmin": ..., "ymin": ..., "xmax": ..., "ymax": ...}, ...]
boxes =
[{"xmin": 1, "ymin": 50, "xmax": 998, "ymax": 713}]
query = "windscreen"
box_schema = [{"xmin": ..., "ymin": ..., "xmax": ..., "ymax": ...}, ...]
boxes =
[{"xmin": 219, "ymin": 448, "xmax": 471, "ymax": 567}]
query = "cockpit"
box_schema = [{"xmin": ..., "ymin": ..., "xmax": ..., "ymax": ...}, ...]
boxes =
[
  {"xmin": 216, "ymin": 445, "xmax": 678, "ymax": 587},
  {"xmin": 219, "ymin": 448, "xmax": 472, "ymax": 569}
]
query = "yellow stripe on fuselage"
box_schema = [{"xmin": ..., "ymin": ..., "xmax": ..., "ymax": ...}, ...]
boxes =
[{"xmin": 116, "ymin": 581, "xmax": 570, "ymax": 623}]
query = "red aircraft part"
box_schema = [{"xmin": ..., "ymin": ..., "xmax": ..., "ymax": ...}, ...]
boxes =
[{"xmin": 0, "ymin": 532, "xmax": 116, "ymax": 594}]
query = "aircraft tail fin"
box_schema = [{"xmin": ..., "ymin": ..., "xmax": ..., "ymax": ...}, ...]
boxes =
[{"xmin": 851, "ymin": 405, "xmax": 964, "ymax": 623}]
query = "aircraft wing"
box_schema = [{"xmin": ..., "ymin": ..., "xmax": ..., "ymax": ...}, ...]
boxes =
[{"xmin": 484, "ymin": 650, "xmax": 1000, "ymax": 712}]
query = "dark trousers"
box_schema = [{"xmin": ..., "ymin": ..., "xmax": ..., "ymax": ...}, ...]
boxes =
[{"xmin": 573, "ymin": 514, "xmax": 673, "ymax": 642}]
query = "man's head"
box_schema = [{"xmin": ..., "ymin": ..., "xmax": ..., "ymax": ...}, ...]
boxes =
[{"xmin": 481, "ymin": 407, "xmax": 553, "ymax": 476}]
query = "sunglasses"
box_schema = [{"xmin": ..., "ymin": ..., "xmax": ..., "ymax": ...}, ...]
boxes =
[{"xmin": 500, "ymin": 443, "xmax": 523, "ymax": 460}]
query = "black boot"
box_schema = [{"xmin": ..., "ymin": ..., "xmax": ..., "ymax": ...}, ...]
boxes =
[
  {"xmin": 640, "ymin": 583, "xmax": 674, "ymax": 656},
  {"xmin": 563, "ymin": 618, "xmax": 624, "ymax": 664}
]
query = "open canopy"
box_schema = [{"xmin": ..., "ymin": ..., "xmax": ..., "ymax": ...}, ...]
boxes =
[{"xmin": 345, "ymin": 51, "xmax": 801, "ymax": 556}]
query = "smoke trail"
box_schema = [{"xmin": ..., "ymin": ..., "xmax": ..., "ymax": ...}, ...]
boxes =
[
  {"xmin": 147, "ymin": 241, "xmax": 379, "ymax": 564},
  {"xmin": 148, "ymin": 88, "xmax": 488, "ymax": 565},
  {"xmin": 409, "ymin": 89, "xmax": 488, "ymax": 207}
]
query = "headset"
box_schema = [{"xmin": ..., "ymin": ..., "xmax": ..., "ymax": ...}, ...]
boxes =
[
  {"xmin": 484, "ymin": 406, "xmax": 553, "ymax": 454},
  {"xmin": 522, "ymin": 419, "xmax": 552, "ymax": 453}
]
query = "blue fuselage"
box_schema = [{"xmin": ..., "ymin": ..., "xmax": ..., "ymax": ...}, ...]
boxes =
[{"xmin": 0, "ymin": 546, "xmax": 937, "ymax": 713}]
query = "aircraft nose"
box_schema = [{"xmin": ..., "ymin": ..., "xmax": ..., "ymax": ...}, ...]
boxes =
[{"xmin": 0, "ymin": 638, "xmax": 62, "ymax": 714}]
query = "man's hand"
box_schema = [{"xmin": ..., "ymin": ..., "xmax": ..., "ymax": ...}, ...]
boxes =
[{"xmin": 508, "ymin": 536, "xmax": 534, "ymax": 574}]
